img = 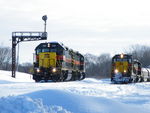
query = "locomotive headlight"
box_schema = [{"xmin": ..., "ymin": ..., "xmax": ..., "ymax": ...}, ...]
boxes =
[
  {"xmin": 120, "ymin": 54, "xmax": 124, "ymax": 59},
  {"xmin": 114, "ymin": 69, "xmax": 118, "ymax": 74},
  {"xmin": 124, "ymin": 70, "xmax": 127, "ymax": 73},
  {"xmin": 52, "ymin": 68, "xmax": 56, "ymax": 73},
  {"xmin": 36, "ymin": 68, "xmax": 40, "ymax": 73}
]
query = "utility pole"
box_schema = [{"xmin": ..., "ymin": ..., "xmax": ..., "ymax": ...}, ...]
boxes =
[{"xmin": 12, "ymin": 15, "xmax": 48, "ymax": 78}]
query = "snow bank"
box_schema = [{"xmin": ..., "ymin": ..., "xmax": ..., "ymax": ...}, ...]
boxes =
[
  {"xmin": 0, "ymin": 70, "xmax": 34, "ymax": 83},
  {"xmin": 25, "ymin": 89, "xmax": 150, "ymax": 113},
  {"xmin": 82, "ymin": 78, "xmax": 110, "ymax": 84},
  {"xmin": 0, "ymin": 89, "xmax": 149, "ymax": 113},
  {"xmin": 0, "ymin": 70, "xmax": 150, "ymax": 113},
  {"xmin": 0, "ymin": 96, "xmax": 71, "ymax": 113}
]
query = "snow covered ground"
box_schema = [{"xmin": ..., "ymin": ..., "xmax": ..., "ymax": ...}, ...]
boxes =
[{"xmin": 0, "ymin": 70, "xmax": 150, "ymax": 113}]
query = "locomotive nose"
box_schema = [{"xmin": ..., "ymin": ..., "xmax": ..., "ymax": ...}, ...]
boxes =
[{"xmin": 39, "ymin": 52, "xmax": 56, "ymax": 68}]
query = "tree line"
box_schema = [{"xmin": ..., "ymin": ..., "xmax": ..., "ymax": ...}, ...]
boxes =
[
  {"xmin": 0, "ymin": 46, "xmax": 32, "ymax": 73},
  {"xmin": 85, "ymin": 45, "xmax": 150, "ymax": 78},
  {"xmin": 0, "ymin": 45, "xmax": 150, "ymax": 79}
]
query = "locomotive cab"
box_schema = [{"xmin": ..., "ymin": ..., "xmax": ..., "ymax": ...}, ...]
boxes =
[
  {"xmin": 111, "ymin": 54, "xmax": 132, "ymax": 83},
  {"xmin": 33, "ymin": 42, "xmax": 65, "ymax": 82},
  {"xmin": 33, "ymin": 42, "xmax": 85, "ymax": 82},
  {"xmin": 111, "ymin": 54, "xmax": 144, "ymax": 83}
]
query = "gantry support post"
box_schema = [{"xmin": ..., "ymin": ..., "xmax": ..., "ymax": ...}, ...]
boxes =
[{"xmin": 12, "ymin": 36, "xmax": 17, "ymax": 78}]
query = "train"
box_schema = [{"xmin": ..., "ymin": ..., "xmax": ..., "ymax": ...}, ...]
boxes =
[
  {"xmin": 32, "ymin": 42, "xmax": 85, "ymax": 82},
  {"xmin": 111, "ymin": 54, "xmax": 150, "ymax": 84}
]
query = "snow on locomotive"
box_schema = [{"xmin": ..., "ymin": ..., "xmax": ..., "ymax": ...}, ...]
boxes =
[
  {"xmin": 33, "ymin": 42, "xmax": 85, "ymax": 82},
  {"xmin": 111, "ymin": 54, "xmax": 150, "ymax": 83}
]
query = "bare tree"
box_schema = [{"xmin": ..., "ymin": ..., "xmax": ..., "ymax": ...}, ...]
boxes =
[
  {"xmin": 18, "ymin": 63, "xmax": 33, "ymax": 74},
  {"xmin": 126, "ymin": 45, "xmax": 150, "ymax": 67},
  {"xmin": 84, "ymin": 53, "xmax": 111, "ymax": 79},
  {"xmin": 0, "ymin": 46, "xmax": 11, "ymax": 70}
]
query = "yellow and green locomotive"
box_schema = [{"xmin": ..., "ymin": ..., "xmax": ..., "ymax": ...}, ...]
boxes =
[{"xmin": 33, "ymin": 42, "xmax": 85, "ymax": 82}]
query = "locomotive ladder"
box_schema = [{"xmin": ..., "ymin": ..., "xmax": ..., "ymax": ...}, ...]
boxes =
[{"xmin": 12, "ymin": 32, "xmax": 47, "ymax": 78}]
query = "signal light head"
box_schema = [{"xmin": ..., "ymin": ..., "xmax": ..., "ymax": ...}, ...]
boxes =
[{"xmin": 42, "ymin": 15, "xmax": 47, "ymax": 22}]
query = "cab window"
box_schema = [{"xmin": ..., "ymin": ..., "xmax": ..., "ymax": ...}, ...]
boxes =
[
  {"xmin": 42, "ymin": 48, "xmax": 49, "ymax": 52},
  {"xmin": 36, "ymin": 49, "xmax": 41, "ymax": 54},
  {"xmin": 50, "ymin": 49, "xmax": 57, "ymax": 52}
]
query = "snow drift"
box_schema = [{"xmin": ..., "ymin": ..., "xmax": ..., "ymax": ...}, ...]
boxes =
[{"xmin": 0, "ymin": 70, "xmax": 150, "ymax": 113}]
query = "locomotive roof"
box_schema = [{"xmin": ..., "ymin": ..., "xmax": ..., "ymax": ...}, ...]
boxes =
[
  {"xmin": 35, "ymin": 41, "xmax": 83, "ymax": 56},
  {"xmin": 112, "ymin": 54, "xmax": 132, "ymax": 58},
  {"xmin": 35, "ymin": 41, "xmax": 67, "ymax": 50}
]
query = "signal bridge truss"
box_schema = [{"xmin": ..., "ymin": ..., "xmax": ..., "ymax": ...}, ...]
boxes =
[{"xmin": 12, "ymin": 32, "xmax": 47, "ymax": 78}]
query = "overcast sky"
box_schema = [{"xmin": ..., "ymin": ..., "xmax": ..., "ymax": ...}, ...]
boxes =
[{"xmin": 0, "ymin": 0, "xmax": 150, "ymax": 63}]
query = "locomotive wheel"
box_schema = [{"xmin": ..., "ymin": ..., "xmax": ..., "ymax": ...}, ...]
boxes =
[
  {"xmin": 44, "ymin": 79, "xmax": 48, "ymax": 82},
  {"xmin": 77, "ymin": 72, "xmax": 81, "ymax": 80},
  {"xmin": 128, "ymin": 78, "xmax": 132, "ymax": 83},
  {"xmin": 52, "ymin": 75, "xmax": 60, "ymax": 82},
  {"xmin": 35, "ymin": 79, "xmax": 40, "ymax": 82},
  {"xmin": 33, "ymin": 75, "xmax": 41, "ymax": 82},
  {"xmin": 74, "ymin": 71, "xmax": 79, "ymax": 80},
  {"xmin": 59, "ymin": 74, "xmax": 64, "ymax": 82},
  {"xmin": 81, "ymin": 72, "xmax": 85, "ymax": 80},
  {"xmin": 52, "ymin": 73, "xmax": 64, "ymax": 82},
  {"xmin": 71, "ymin": 71, "xmax": 75, "ymax": 81},
  {"xmin": 135, "ymin": 77, "xmax": 139, "ymax": 82},
  {"xmin": 63, "ymin": 71, "xmax": 67, "ymax": 81},
  {"xmin": 139, "ymin": 77, "xmax": 144, "ymax": 82},
  {"xmin": 58, "ymin": 71, "xmax": 65, "ymax": 82}
]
